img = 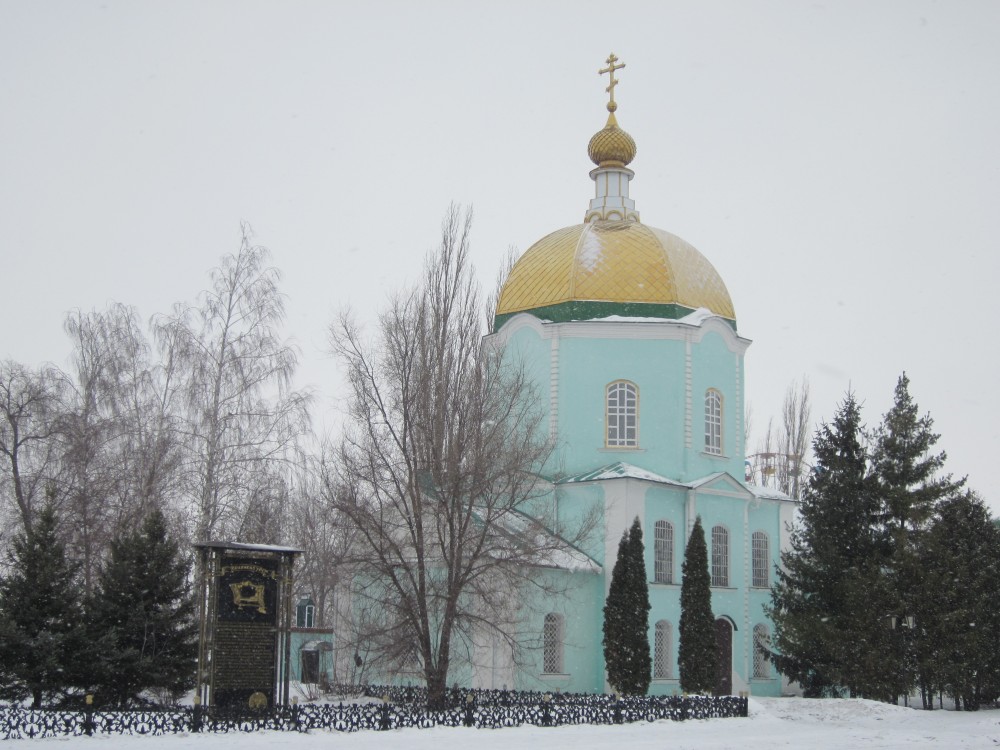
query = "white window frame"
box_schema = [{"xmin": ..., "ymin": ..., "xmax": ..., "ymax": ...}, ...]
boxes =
[
  {"xmin": 542, "ymin": 613, "xmax": 564, "ymax": 674},
  {"xmin": 705, "ymin": 389, "xmax": 723, "ymax": 455},
  {"xmin": 711, "ymin": 525, "xmax": 729, "ymax": 587},
  {"xmin": 654, "ymin": 620, "xmax": 673, "ymax": 679},
  {"xmin": 752, "ymin": 531, "xmax": 770, "ymax": 588},
  {"xmin": 606, "ymin": 381, "xmax": 639, "ymax": 448},
  {"xmin": 753, "ymin": 624, "xmax": 770, "ymax": 679},
  {"xmin": 653, "ymin": 520, "xmax": 674, "ymax": 584}
]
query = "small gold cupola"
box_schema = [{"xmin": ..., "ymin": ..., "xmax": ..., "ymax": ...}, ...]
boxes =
[{"xmin": 585, "ymin": 53, "xmax": 640, "ymax": 223}]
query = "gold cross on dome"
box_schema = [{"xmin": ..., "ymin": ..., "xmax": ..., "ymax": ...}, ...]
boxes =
[{"xmin": 598, "ymin": 53, "xmax": 626, "ymax": 111}]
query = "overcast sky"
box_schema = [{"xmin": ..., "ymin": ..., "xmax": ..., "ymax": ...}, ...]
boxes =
[{"xmin": 2, "ymin": 1, "xmax": 998, "ymax": 510}]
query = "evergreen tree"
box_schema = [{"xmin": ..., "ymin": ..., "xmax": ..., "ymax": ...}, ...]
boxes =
[
  {"xmin": 914, "ymin": 491, "xmax": 1000, "ymax": 710},
  {"xmin": 873, "ymin": 373, "xmax": 964, "ymax": 535},
  {"xmin": 768, "ymin": 392, "xmax": 893, "ymax": 698},
  {"xmin": 679, "ymin": 516, "xmax": 717, "ymax": 694},
  {"xmin": 0, "ymin": 503, "xmax": 91, "ymax": 707},
  {"xmin": 602, "ymin": 517, "xmax": 651, "ymax": 695},
  {"xmin": 872, "ymin": 373, "xmax": 966, "ymax": 702},
  {"xmin": 88, "ymin": 508, "xmax": 198, "ymax": 705}
]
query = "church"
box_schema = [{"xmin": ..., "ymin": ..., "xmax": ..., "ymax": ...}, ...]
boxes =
[{"xmin": 475, "ymin": 55, "xmax": 797, "ymax": 697}]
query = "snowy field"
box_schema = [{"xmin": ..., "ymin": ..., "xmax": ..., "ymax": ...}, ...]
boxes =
[{"xmin": 15, "ymin": 698, "xmax": 1000, "ymax": 749}]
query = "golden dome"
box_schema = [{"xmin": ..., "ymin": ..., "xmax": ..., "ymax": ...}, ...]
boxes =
[
  {"xmin": 587, "ymin": 112, "xmax": 637, "ymax": 167},
  {"xmin": 495, "ymin": 221, "xmax": 735, "ymax": 327}
]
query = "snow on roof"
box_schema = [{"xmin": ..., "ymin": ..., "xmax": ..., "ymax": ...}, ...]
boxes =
[
  {"xmin": 573, "ymin": 307, "xmax": 721, "ymax": 326},
  {"xmin": 557, "ymin": 462, "xmax": 687, "ymax": 487},
  {"xmin": 193, "ymin": 540, "xmax": 305, "ymax": 554},
  {"xmin": 749, "ymin": 484, "xmax": 796, "ymax": 502},
  {"xmin": 557, "ymin": 463, "xmax": 796, "ymax": 504},
  {"xmin": 498, "ymin": 509, "xmax": 602, "ymax": 574}
]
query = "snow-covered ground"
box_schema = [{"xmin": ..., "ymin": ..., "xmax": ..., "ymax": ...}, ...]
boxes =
[{"xmin": 16, "ymin": 698, "xmax": 1000, "ymax": 748}]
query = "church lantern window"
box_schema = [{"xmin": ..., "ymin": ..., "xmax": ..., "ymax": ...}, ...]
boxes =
[
  {"xmin": 654, "ymin": 520, "xmax": 674, "ymax": 584},
  {"xmin": 711, "ymin": 525, "xmax": 729, "ymax": 587},
  {"xmin": 606, "ymin": 381, "xmax": 639, "ymax": 448},
  {"xmin": 705, "ymin": 389, "xmax": 723, "ymax": 455},
  {"xmin": 752, "ymin": 532, "xmax": 770, "ymax": 588}
]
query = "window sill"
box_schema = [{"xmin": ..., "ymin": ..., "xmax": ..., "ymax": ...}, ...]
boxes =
[
  {"xmin": 650, "ymin": 581, "xmax": 679, "ymax": 587},
  {"xmin": 710, "ymin": 585, "xmax": 737, "ymax": 590},
  {"xmin": 601, "ymin": 447, "xmax": 646, "ymax": 453},
  {"xmin": 702, "ymin": 451, "xmax": 729, "ymax": 460},
  {"xmin": 540, "ymin": 673, "xmax": 571, "ymax": 680}
]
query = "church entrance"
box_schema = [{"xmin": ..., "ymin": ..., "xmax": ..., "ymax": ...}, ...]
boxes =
[{"xmin": 714, "ymin": 618, "xmax": 733, "ymax": 695}]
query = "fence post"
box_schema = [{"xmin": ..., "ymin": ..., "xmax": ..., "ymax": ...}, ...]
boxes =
[
  {"xmin": 542, "ymin": 693, "xmax": 552, "ymax": 727},
  {"xmin": 613, "ymin": 693, "xmax": 622, "ymax": 725},
  {"xmin": 464, "ymin": 693, "xmax": 475, "ymax": 728},
  {"xmin": 83, "ymin": 694, "xmax": 94, "ymax": 737},
  {"xmin": 379, "ymin": 696, "xmax": 391, "ymax": 731},
  {"xmin": 192, "ymin": 694, "xmax": 203, "ymax": 733}
]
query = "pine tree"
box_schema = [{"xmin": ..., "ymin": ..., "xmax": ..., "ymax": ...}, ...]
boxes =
[
  {"xmin": 679, "ymin": 516, "xmax": 717, "ymax": 694},
  {"xmin": 602, "ymin": 517, "xmax": 651, "ymax": 695},
  {"xmin": 873, "ymin": 373, "xmax": 966, "ymax": 702},
  {"xmin": 0, "ymin": 503, "xmax": 91, "ymax": 707},
  {"xmin": 768, "ymin": 392, "xmax": 892, "ymax": 698},
  {"xmin": 88, "ymin": 508, "xmax": 198, "ymax": 705}
]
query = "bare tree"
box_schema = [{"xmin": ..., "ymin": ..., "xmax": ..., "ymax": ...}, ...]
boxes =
[
  {"xmin": 289, "ymin": 457, "xmax": 354, "ymax": 629},
  {"xmin": 485, "ymin": 245, "xmax": 518, "ymax": 333},
  {"xmin": 0, "ymin": 361, "xmax": 66, "ymax": 534},
  {"xmin": 59, "ymin": 305, "xmax": 187, "ymax": 589},
  {"xmin": 747, "ymin": 377, "xmax": 812, "ymax": 499},
  {"xmin": 780, "ymin": 377, "xmax": 812, "ymax": 500},
  {"xmin": 330, "ymin": 206, "xmax": 591, "ymax": 707},
  {"xmin": 154, "ymin": 226, "xmax": 311, "ymax": 542}
]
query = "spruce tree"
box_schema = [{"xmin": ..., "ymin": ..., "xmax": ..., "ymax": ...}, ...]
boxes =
[
  {"xmin": 873, "ymin": 373, "xmax": 966, "ymax": 701},
  {"xmin": 88, "ymin": 508, "xmax": 198, "ymax": 705},
  {"xmin": 602, "ymin": 516, "xmax": 651, "ymax": 695},
  {"xmin": 915, "ymin": 491, "xmax": 1000, "ymax": 709},
  {"xmin": 0, "ymin": 503, "xmax": 91, "ymax": 707},
  {"xmin": 767, "ymin": 392, "xmax": 892, "ymax": 698},
  {"xmin": 679, "ymin": 516, "xmax": 717, "ymax": 694},
  {"xmin": 873, "ymin": 373, "xmax": 964, "ymax": 534}
]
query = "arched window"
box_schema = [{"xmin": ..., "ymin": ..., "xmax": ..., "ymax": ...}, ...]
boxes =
[
  {"xmin": 752, "ymin": 531, "xmax": 770, "ymax": 588},
  {"xmin": 543, "ymin": 613, "xmax": 564, "ymax": 674},
  {"xmin": 654, "ymin": 520, "xmax": 674, "ymax": 584},
  {"xmin": 654, "ymin": 620, "xmax": 673, "ymax": 679},
  {"xmin": 711, "ymin": 525, "xmax": 729, "ymax": 587},
  {"xmin": 606, "ymin": 381, "xmax": 638, "ymax": 447},
  {"xmin": 753, "ymin": 624, "xmax": 770, "ymax": 679},
  {"xmin": 705, "ymin": 389, "xmax": 723, "ymax": 455}
]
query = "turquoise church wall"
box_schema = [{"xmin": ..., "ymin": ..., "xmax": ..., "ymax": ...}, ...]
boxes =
[
  {"xmin": 515, "ymin": 567, "xmax": 606, "ymax": 694},
  {"xmin": 484, "ymin": 312, "xmax": 795, "ymax": 697}
]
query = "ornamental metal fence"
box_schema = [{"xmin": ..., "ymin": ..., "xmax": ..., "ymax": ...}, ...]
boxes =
[{"xmin": 0, "ymin": 689, "xmax": 748, "ymax": 739}]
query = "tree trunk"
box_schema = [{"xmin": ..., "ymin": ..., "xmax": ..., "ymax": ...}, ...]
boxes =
[{"xmin": 426, "ymin": 667, "xmax": 448, "ymax": 711}]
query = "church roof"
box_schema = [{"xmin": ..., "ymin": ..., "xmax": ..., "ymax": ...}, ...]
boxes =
[
  {"xmin": 556, "ymin": 462, "xmax": 687, "ymax": 487},
  {"xmin": 493, "ymin": 54, "xmax": 735, "ymax": 330},
  {"xmin": 495, "ymin": 222, "xmax": 735, "ymax": 326},
  {"xmin": 557, "ymin": 463, "xmax": 795, "ymax": 503}
]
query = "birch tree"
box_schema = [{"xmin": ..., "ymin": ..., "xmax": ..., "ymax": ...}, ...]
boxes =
[
  {"xmin": 0, "ymin": 361, "xmax": 66, "ymax": 535},
  {"xmin": 60, "ymin": 305, "xmax": 185, "ymax": 589},
  {"xmin": 154, "ymin": 226, "xmax": 310, "ymax": 542}
]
